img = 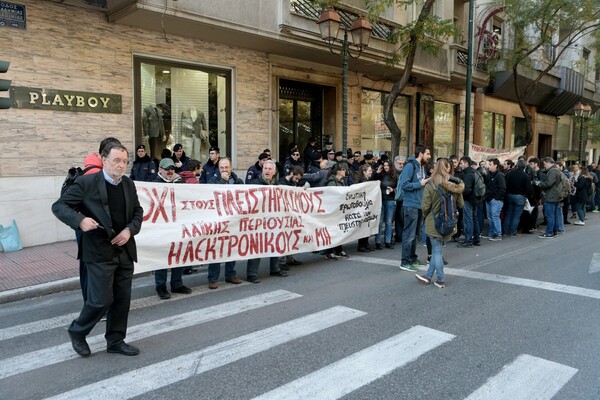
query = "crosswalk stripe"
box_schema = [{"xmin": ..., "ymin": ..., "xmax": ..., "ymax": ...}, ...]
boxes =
[
  {"xmin": 43, "ymin": 306, "xmax": 366, "ymax": 400},
  {"xmin": 358, "ymin": 257, "xmax": 600, "ymax": 300},
  {"xmin": 0, "ymin": 290, "xmax": 301, "ymax": 380},
  {"xmin": 589, "ymin": 253, "xmax": 600, "ymax": 274},
  {"xmin": 0, "ymin": 282, "xmax": 242, "ymax": 342},
  {"xmin": 464, "ymin": 354, "xmax": 578, "ymax": 400},
  {"xmin": 252, "ymin": 325, "xmax": 455, "ymax": 400}
]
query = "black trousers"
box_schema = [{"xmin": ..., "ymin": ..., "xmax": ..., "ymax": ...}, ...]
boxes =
[{"xmin": 68, "ymin": 251, "xmax": 134, "ymax": 347}]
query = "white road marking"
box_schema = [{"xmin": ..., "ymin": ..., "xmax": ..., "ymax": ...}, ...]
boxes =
[
  {"xmin": 589, "ymin": 253, "xmax": 600, "ymax": 274},
  {"xmin": 0, "ymin": 290, "xmax": 301, "ymax": 380},
  {"xmin": 0, "ymin": 280, "xmax": 243, "ymax": 342},
  {"xmin": 464, "ymin": 354, "xmax": 578, "ymax": 400},
  {"xmin": 43, "ymin": 306, "xmax": 366, "ymax": 400},
  {"xmin": 252, "ymin": 325, "xmax": 455, "ymax": 400},
  {"xmin": 359, "ymin": 257, "xmax": 600, "ymax": 300}
]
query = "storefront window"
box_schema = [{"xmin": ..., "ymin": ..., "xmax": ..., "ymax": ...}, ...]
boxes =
[
  {"xmin": 361, "ymin": 90, "xmax": 409, "ymax": 157},
  {"xmin": 433, "ymin": 101, "xmax": 457, "ymax": 159},
  {"xmin": 482, "ymin": 112, "xmax": 506, "ymax": 149},
  {"xmin": 134, "ymin": 57, "xmax": 232, "ymax": 165}
]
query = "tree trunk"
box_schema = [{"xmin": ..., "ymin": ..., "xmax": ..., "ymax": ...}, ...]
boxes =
[{"xmin": 382, "ymin": 0, "xmax": 435, "ymax": 159}]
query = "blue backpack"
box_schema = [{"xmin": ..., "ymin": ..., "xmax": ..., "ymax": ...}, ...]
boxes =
[{"xmin": 434, "ymin": 186, "xmax": 458, "ymax": 236}]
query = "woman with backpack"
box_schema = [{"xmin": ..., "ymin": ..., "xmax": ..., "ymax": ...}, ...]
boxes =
[{"xmin": 416, "ymin": 158, "xmax": 464, "ymax": 288}]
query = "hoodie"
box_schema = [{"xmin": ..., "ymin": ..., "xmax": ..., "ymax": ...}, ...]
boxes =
[
  {"xmin": 82, "ymin": 153, "xmax": 103, "ymax": 175},
  {"xmin": 399, "ymin": 156, "xmax": 427, "ymax": 208}
]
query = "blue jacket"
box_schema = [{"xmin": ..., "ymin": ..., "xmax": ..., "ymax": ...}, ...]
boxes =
[{"xmin": 399, "ymin": 156, "xmax": 426, "ymax": 208}]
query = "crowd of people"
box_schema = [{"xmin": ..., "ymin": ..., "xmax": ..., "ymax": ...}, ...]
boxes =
[
  {"xmin": 128, "ymin": 139, "xmax": 600, "ymax": 292},
  {"xmin": 54, "ymin": 137, "xmax": 599, "ymax": 358}
]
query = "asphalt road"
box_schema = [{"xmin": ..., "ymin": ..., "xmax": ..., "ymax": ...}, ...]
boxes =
[{"xmin": 1, "ymin": 216, "xmax": 599, "ymax": 399}]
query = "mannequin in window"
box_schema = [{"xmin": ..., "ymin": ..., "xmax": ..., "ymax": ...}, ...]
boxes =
[
  {"xmin": 181, "ymin": 108, "xmax": 208, "ymax": 163},
  {"xmin": 142, "ymin": 104, "xmax": 167, "ymax": 158}
]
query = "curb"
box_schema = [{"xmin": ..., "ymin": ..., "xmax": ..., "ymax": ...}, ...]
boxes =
[{"xmin": 0, "ymin": 277, "xmax": 81, "ymax": 305}]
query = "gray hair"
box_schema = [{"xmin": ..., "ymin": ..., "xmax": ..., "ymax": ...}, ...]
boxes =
[{"xmin": 394, "ymin": 155, "xmax": 406, "ymax": 163}]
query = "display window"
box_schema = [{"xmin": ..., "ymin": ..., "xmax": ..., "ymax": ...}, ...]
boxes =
[
  {"xmin": 361, "ymin": 90, "xmax": 410, "ymax": 157},
  {"xmin": 418, "ymin": 99, "xmax": 457, "ymax": 160},
  {"xmin": 483, "ymin": 112, "xmax": 506, "ymax": 149},
  {"xmin": 134, "ymin": 57, "xmax": 232, "ymax": 165}
]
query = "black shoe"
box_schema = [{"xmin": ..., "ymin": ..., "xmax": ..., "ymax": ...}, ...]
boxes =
[
  {"xmin": 279, "ymin": 264, "xmax": 290, "ymax": 271},
  {"xmin": 364, "ymin": 246, "xmax": 374, "ymax": 252},
  {"xmin": 270, "ymin": 271, "xmax": 288, "ymax": 277},
  {"xmin": 357, "ymin": 247, "xmax": 370, "ymax": 253},
  {"xmin": 395, "ymin": 236, "xmax": 402, "ymax": 243},
  {"xmin": 247, "ymin": 276, "xmax": 260, "ymax": 283},
  {"xmin": 107, "ymin": 342, "xmax": 140, "ymax": 356},
  {"xmin": 69, "ymin": 332, "xmax": 91, "ymax": 357},
  {"xmin": 384, "ymin": 243, "xmax": 394, "ymax": 249},
  {"xmin": 156, "ymin": 285, "xmax": 171, "ymax": 300},
  {"xmin": 473, "ymin": 241, "xmax": 481, "ymax": 246},
  {"xmin": 375, "ymin": 243, "xmax": 383, "ymax": 250},
  {"xmin": 457, "ymin": 241, "xmax": 473, "ymax": 248},
  {"xmin": 288, "ymin": 259, "xmax": 303, "ymax": 266},
  {"xmin": 171, "ymin": 285, "xmax": 192, "ymax": 294},
  {"xmin": 564, "ymin": 221, "xmax": 571, "ymax": 225}
]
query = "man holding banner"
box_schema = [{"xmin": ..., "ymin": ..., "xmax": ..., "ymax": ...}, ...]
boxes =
[
  {"xmin": 245, "ymin": 160, "xmax": 289, "ymax": 283},
  {"xmin": 206, "ymin": 158, "xmax": 244, "ymax": 289}
]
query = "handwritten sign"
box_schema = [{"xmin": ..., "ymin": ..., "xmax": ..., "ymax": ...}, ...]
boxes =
[{"xmin": 133, "ymin": 181, "xmax": 382, "ymax": 273}]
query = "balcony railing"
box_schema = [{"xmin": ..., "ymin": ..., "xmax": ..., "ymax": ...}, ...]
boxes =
[{"xmin": 290, "ymin": 0, "xmax": 393, "ymax": 41}]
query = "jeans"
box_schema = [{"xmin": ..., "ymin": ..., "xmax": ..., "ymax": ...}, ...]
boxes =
[
  {"xmin": 573, "ymin": 201, "xmax": 586, "ymax": 222},
  {"xmin": 477, "ymin": 202, "xmax": 485, "ymax": 235},
  {"xmin": 595, "ymin": 189, "xmax": 600, "ymax": 211},
  {"xmin": 401, "ymin": 206, "xmax": 422, "ymax": 264},
  {"xmin": 502, "ymin": 194, "xmax": 526, "ymax": 236},
  {"xmin": 543, "ymin": 201, "xmax": 561, "ymax": 235},
  {"xmin": 376, "ymin": 200, "xmax": 396, "ymax": 244},
  {"xmin": 208, "ymin": 261, "xmax": 237, "ymax": 282},
  {"xmin": 462, "ymin": 201, "xmax": 480, "ymax": 243},
  {"xmin": 246, "ymin": 257, "xmax": 280, "ymax": 280},
  {"xmin": 486, "ymin": 199, "xmax": 504, "ymax": 238},
  {"xmin": 425, "ymin": 236, "xmax": 444, "ymax": 282},
  {"xmin": 154, "ymin": 267, "xmax": 184, "ymax": 289},
  {"xmin": 394, "ymin": 200, "xmax": 404, "ymax": 240}
]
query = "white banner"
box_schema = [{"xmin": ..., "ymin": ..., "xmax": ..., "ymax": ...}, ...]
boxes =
[
  {"xmin": 133, "ymin": 181, "xmax": 382, "ymax": 273},
  {"xmin": 470, "ymin": 144, "xmax": 527, "ymax": 162}
]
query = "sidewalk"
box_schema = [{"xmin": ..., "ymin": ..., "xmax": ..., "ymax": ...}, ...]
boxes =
[{"xmin": 0, "ymin": 240, "xmax": 80, "ymax": 304}]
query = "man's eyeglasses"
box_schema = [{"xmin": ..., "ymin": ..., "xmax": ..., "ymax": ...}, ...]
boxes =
[{"xmin": 108, "ymin": 158, "xmax": 129, "ymax": 166}]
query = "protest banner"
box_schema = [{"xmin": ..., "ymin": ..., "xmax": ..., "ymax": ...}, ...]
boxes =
[
  {"xmin": 470, "ymin": 144, "xmax": 526, "ymax": 162},
  {"xmin": 133, "ymin": 181, "xmax": 382, "ymax": 273}
]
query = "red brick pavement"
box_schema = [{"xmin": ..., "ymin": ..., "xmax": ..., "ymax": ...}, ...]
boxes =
[{"xmin": 0, "ymin": 241, "xmax": 78, "ymax": 292}]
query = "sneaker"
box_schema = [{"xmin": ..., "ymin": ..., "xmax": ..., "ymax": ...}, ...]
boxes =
[
  {"xmin": 325, "ymin": 253, "xmax": 338, "ymax": 260},
  {"xmin": 375, "ymin": 243, "xmax": 383, "ymax": 250},
  {"xmin": 488, "ymin": 236, "xmax": 502, "ymax": 241},
  {"xmin": 411, "ymin": 259, "xmax": 426, "ymax": 266},
  {"xmin": 156, "ymin": 285, "xmax": 171, "ymax": 300},
  {"xmin": 335, "ymin": 251, "xmax": 350, "ymax": 259},
  {"xmin": 592, "ymin": 210, "xmax": 599, "ymax": 213},
  {"xmin": 172, "ymin": 285, "xmax": 192, "ymax": 294},
  {"xmin": 573, "ymin": 220, "xmax": 585, "ymax": 226},
  {"xmin": 399, "ymin": 263, "xmax": 419, "ymax": 271},
  {"xmin": 434, "ymin": 280, "xmax": 446, "ymax": 288},
  {"xmin": 415, "ymin": 274, "xmax": 431, "ymax": 284},
  {"xmin": 457, "ymin": 241, "xmax": 473, "ymax": 248},
  {"xmin": 538, "ymin": 233, "xmax": 556, "ymax": 239},
  {"xmin": 473, "ymin": 241, "xmax": 481, "ymax": 246}
]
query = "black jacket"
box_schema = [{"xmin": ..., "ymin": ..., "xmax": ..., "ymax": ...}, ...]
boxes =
[
  {"xmin": 505, "ymin": 167, "xmax": 533, "ymax": 197},
  {"xmin": 51, "ymin": 171, "xmax": 143, "ymax": 263},
  {"xmin": 485, "ymin": 170, "xmax": 506, "ymax": 202}
]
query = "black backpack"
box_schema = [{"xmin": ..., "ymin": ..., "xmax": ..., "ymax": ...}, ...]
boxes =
[
  {"xmin": 434, "ymin": 186, "xmax": 458, "ymax": 236},
  {"xmin": 60, "ymin": 166, "xmax": 99, "ymax": 196}
]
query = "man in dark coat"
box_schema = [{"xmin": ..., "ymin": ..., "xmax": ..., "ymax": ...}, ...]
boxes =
[{"xmin": 52, "ymin": 143, "xmax": 143, "ymax": 358}]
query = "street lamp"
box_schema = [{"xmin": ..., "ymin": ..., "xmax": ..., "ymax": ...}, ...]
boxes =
[
  {"xmin": 573, "ymin": 102, "xmax": 592, "ymax": 165},
  {"xmin": 318, "ymin": 6, "xmax": 372, "ymax": 154}
]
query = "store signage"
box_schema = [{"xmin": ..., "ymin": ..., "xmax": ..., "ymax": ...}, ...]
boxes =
[
  {"xmin": 0, "ymin": 2, "xmax": 26, "ymax": 29},
  {"xmin": 10, "ymin": 86, "xmax": 122, "ymax": 113}
]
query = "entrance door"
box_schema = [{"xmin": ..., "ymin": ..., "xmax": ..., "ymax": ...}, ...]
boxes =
[
  {"xmin": 538, "ymin": 133, "xmax": 552, "ymax": 159},
  {"xmin": 278, "ymin": 80, "xmax": 323, "ymax": 164}
]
